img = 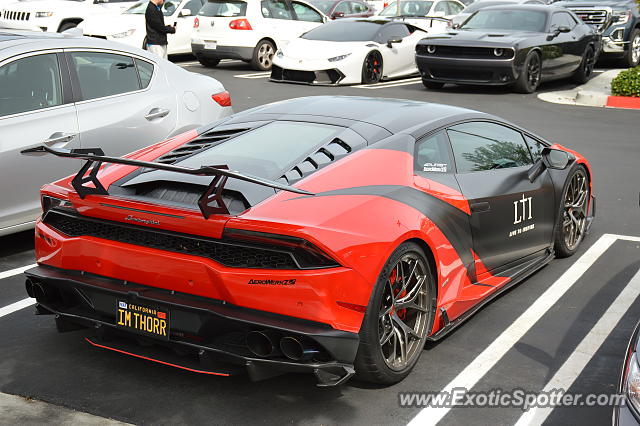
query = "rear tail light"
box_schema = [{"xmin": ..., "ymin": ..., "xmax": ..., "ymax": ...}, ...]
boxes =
[
  {"xmin": 193, "ymin": 17, "xmax": 199, "ymax": 28},
  {"xmin": 223, "ymin": 229, "xmax": 340, "ymax": 269},
  {"xmin": 229, "ymin": 18, "xmax": 252, "ymax": 30},
  {"xmin": 41, "ymin": 195, "xmax": 75, "ymax": 214},
  {"xmin": 212, "ymin": 91, "xmax": 232, "ymax": 107}
]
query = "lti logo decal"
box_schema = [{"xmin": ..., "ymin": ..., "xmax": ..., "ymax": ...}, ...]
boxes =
[
  {"xmin": 248, "ymin": 279, "xmax": 297, "ymax": 286},
  {"xmin": 124, "ymin": 215, "xmax": 160, "ymax": 225},
  {"xmin": 509, "ymin": 194, "xmax": 535, "ymax": 238},
  {"xmin": 513, "ymin": 194, "xmax": 533, "ymax": 224}
]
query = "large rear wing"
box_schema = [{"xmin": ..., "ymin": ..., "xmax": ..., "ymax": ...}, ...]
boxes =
[{"xmin": 21, "ymin": 145, "xmax": 314, "ymax": 219}]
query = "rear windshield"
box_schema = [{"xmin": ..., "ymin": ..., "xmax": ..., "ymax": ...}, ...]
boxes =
[
  {"xmin": 302, "ymin": 20, "xmax": 383, "ymax": 41},
  {"xmin": 380, "ymin": 1, "xmax": 434, "ymax": 17},
  {"xmin": 178, "ymin": 121, "xmax": 342, "ymax": 178},
  {"xmin": 199, "ymin": 0, "xmax": 247, "ymax": 16},
  {"xmin": 461, "ymin": 9, "xmax": 547, "ymax": 32}
]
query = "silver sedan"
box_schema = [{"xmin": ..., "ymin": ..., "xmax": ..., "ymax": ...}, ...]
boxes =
[{"xmin": 0, "ymin": 30, "xmax": 233, "ymax": 236}]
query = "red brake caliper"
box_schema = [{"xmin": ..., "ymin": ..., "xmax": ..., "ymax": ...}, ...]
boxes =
[{"xmin": 390, "ymin": 268, "xmax": 407, "ymax": 320}]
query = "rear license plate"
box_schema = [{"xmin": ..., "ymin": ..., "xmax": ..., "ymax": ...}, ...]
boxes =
[
  {"xmin": 204, "ymin": 41, "xmax": 217, "ymax": 50},
  {"xmin": 116, "ymin": 300, "xmax": 169, "ymax": 340}
]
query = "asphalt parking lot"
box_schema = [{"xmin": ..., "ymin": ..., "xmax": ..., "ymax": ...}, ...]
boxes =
[{"xmin": 1, "ymin": 58, "xmax": 639, "ymax": 425}]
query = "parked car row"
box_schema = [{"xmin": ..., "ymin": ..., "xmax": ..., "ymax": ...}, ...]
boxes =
[{"xmin": 1, "ymin": 0, "xmax": 636, "ymax": 73}]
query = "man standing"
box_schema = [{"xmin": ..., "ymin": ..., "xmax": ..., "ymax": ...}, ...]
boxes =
[{"xmin": 145, "ymin": 0, "xmax": 176, "ymax": 59}]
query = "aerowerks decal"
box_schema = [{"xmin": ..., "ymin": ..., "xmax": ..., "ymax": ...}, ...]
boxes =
[{"xmin": 509, "ymin": 194, "xmax": 535, "ymax": 238}]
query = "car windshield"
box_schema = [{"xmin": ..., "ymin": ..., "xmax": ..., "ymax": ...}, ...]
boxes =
[
  {"xmin": 125, "ymin": 0, "xmax": 178, "ymax": 15},
  {"xmin": 301, "ymin": 20, "xmax": 383, "ymax": 41},
  {"xmin": 462, "ymin": 1, "xmax": 513, "ymax": 14},
  {"xmin": 379, "ymin": 1, "xmax": 433, "ymax": 16},
  {"xmin": 178, "ymin": 121, "xmax": 342, "ymax": 178},
  {"xmin": 461, "ymin": 9, "xmax": 547, "ymax": 32},
  {"xmin": 308, "ymin": 0, "xmax": 335, "ymax": 14}
]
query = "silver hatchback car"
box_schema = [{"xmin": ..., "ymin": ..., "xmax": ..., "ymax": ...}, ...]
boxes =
[{"xmin": 0, "ymin": 30, "xmax": 233, "ymax": 236}]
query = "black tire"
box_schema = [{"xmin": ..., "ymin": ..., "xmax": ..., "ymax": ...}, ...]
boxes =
[
  {"xmin": 422, "ymin": 79, "xmax": 444, "ymax": 90},
  {"xmin": 513, "ymin": 50, "xmax": 542, "ymax": 94},
  {"xmin": 196, "ymin": 56, "xmax": 220, "ymax": 68},
  {"xmin": 361, "ymin": 51, "xmax": 383, "ymax": 84},
  {"xmin": 622, "ymin": 29, "xmax": 640, "ymax": 68},
  {"xmin": 553, "ymin": 166, "xmax": 590, "ymax": 258},
  {"xmin": 354, "ymin": 242, "xmax": 435, "ymax": 385},
  {"xmin": 572, "ymin": 46, "xmax": 595, "ymax": 84},
  {"xmin": 58, "ymin": 22, "xmax": 78, "ymax": 32},
  {"xmin": 251, "ymin": 39, "xmax": 275, "ymax": 71}
]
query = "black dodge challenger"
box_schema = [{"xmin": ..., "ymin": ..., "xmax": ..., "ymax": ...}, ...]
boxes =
[{"xmin": 415, "ymin": 5, "xmax": 601, "ymax": 93}]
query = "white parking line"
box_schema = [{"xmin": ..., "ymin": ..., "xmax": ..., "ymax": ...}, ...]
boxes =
[
  {"xmin": 0, "ymin": 263, "xmax": 36, "ymax": 280},
  {"xmin": 354, "ymin": 77, "xmax": 422, "ymax": 89},
  {"xmin": 408, "ymin": 233, "xmax": 634, "ymax": 426},
  {"xmin": 0, "ymin": 298, "xmax": 34, "ymax": 318},
  {"xmin": 515, "ymin": 266, "xmax": 640, "ymax": 425},
  {"xmin": 234, "ymin": 71, "xmax": 271, "ymax": 79}
]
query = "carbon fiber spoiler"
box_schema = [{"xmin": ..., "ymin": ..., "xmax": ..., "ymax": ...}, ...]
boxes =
[{"xmin": 21, "ymin": 145, "xmax": 314, "ymax": 218}]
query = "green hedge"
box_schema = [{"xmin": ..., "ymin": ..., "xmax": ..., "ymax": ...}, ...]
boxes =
[{"xmin": 611, "ymin": 67, "xmax": 640, "ymax": 97}]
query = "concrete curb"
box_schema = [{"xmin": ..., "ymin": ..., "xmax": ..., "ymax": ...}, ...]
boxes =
[
  {"xmin": 537, "ymin": 69, "xmax": 624, "ymax": 108},
  {"xmin": 0, "ymin": 392, "xmax": 132, "ymax": 426}
]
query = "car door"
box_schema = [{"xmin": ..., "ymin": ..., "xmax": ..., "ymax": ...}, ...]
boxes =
[
  {"xmin": 67, "ymin": 50, "xmax": 177, "ymax": 156},
  {"xmin": 260, "ymin": 0, "xmax": 303, "ymax": 45},
  {"xmin": 446, "ymin": 121, "xmax": 556, "ymax": 273},
  {"xmin": 545, "ymin": 11, "xmax": 583, "ymax": 77},
  {"xmin": 290, "ymin": 0, "xmax": 325, "ymax": 34},
  {"xmin": 170, "ymin": 0, "xmax": 204, "ymax": 53},
  {"xmin": 377, "ymin": 23, "xmax": 418, "ymax": 76},
  {"xmin": 0, "ymin": 51, "xmax": 80, "ymax": 232}
]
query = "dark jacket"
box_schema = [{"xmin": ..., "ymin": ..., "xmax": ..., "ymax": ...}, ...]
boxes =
[{"xmin": 145, "ymin": 1, "xmax": 175, "ymax": 45}]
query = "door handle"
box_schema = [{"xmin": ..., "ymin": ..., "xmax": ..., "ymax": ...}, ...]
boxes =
[
  {"xmin": 43, "ymin": 132, "xmax": 77, "ymax": 147},
  {"xmin": 145, "ymin": 108, "xmax": 170, "ymax": 120},
  {"xmin": 470, "ymin": 202, "xmax": 491, "ymax": 213}
]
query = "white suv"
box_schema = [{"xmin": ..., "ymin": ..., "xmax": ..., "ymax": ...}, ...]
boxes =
[
  {"xmin": 0, "ymin": 0, "xmax": 136, "ymax": 33},
  {"xmin": 191, "ymin": 0, "xmax": 327, "ymax": 70}
]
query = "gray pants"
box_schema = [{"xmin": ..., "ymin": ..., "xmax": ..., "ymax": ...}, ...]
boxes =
[{"xmin": 147, "ymin": 44, "xmax": 168, "ymax": 59}]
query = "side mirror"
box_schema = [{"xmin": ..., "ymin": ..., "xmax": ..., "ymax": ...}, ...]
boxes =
[
  {"xmin": 528, "ymin": 148, "xmax": 574, "ymax": 182},
  {"xmin": 387, "ymin": 37, "xmax": 402, "ymax": 48},
  {"xmin": 332, "ymin": 11, "xmax": 345, "ymax": 18},
  {"xmin": 551, "ymin": 25, "xmax": 571, "ymax": 37},
  {"xmin": 452, "ymin": 22, "xmax": 460, "ymax": 29},
  {"xmin": 179, "ymin": 8, "xmax": 192, "ymax": 17}
]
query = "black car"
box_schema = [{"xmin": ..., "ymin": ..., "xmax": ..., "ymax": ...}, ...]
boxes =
[{"xmin": 415, "ymin": 5, "xmax": 601, "ymax": 93}]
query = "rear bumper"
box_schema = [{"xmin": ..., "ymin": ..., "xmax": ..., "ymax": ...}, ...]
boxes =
[
  {"xmin": 416, "ymin": 55, "xmax": 520, "ymax": 86},
  {"xmin": 25, "ymin": 265, "xmax": 358, "ymax": 386},
  {"xmin": 191, "ymin": 43, "xmax": 254, "ymax": 61}
]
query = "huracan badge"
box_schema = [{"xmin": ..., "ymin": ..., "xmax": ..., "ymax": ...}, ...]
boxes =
[{"xmin": 124, "ymin": 215, "xmax": 160, "ymax": 225}]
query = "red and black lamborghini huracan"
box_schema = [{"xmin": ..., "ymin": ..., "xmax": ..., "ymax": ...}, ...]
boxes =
[{"xmin": 23, "ymin": 96, "xmax": 594, "ymax": 386}]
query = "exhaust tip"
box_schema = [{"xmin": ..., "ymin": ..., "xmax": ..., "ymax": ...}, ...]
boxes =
[
  {"xmin": 246, "ymin": 330, "xmax": 278, "ymax": 358},
  {"xmin": 280, "ymin": 336, "xmax": 305, "ymax": 361}
]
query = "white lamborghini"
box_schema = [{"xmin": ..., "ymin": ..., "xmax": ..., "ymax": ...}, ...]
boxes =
[{"xmin": 270, "ymin": 19, "xmax": 428, "ymax": 85}]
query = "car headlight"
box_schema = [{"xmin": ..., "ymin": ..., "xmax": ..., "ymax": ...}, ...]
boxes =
[
  {"xmin": 41, "ymin": 196, "xmax": 75, "ymax": 214},
  {"xmin": 426, "ymin": 45, "xmax": 436, "ymax": 54},
  {"xmin": 276, "ymin": 49, "xmax": 283, "ymax": 58},
  {"xmin": 328, "ymin": 53, "xmax": 351, "ymax": 62},
  {"xmin": 112, "ymin": 29, "xmax": 136, "ymax": 38},
  {"xmin": 613, "ymin": 9, "xmax": 632, "ymax": 25},
  {"xmin": 493, "ymin": 48, "xmax": 504, "ymax": 57},
  {"xmin": 625, "ymin": 353, "xmax": 640, "ymax": 413},
  {"xmin": 35, "ymin": 12, "xmax": 54, "ymax": 18}
]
